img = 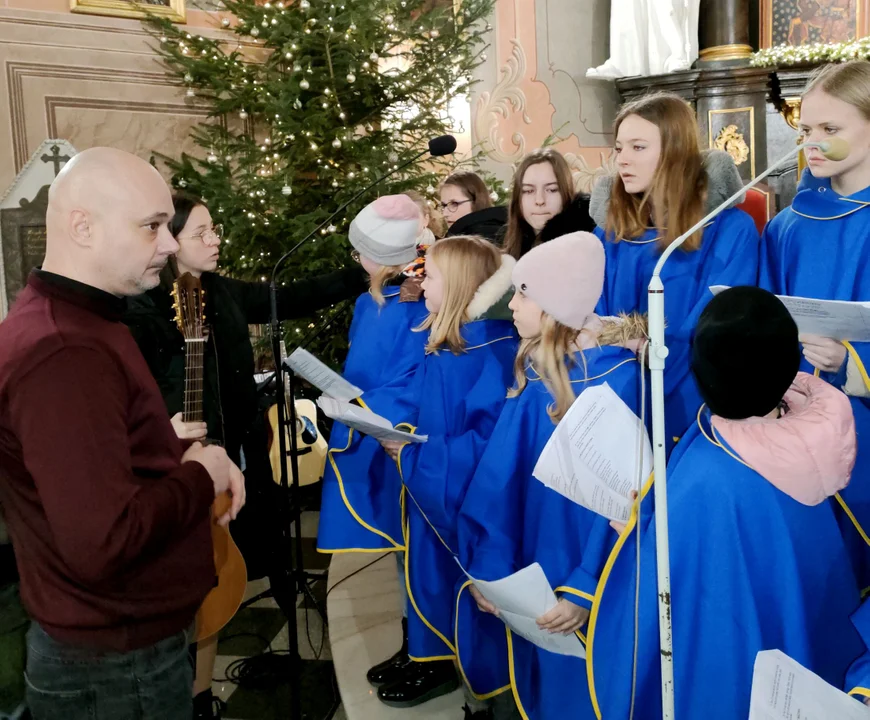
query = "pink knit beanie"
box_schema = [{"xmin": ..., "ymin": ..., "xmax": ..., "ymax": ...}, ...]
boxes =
[{"xmin": 512, "ymin": 232, "xmax": 605, "ymax": 330}]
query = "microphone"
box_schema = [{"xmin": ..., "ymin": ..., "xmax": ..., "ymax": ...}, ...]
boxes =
[
  {"xmin": 429, "ymin": 135, "xmax": 457, "ymax": 157},
  {"xmin": 805, "ymin": 137, "xmax": 850, "ymax": 162},
  {"xmin": 641, "ymin": 133, "xmax": 850, "ymax": 720}
]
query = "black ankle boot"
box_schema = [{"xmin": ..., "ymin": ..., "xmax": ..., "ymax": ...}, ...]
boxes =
[
  {"xmin": 193, "ymin": 689, "xmax": 226, "ymax": 719},
  {"xmin": 376, "ymin": 659, "xmax": 458, "ymax": 708},
  {"xmin": 463, "ymin": 703, "xmax": 494, "ymax": 719},
  {"xmin": 366, "ymin": 617, "xmax": 412, "ymax": 687}
]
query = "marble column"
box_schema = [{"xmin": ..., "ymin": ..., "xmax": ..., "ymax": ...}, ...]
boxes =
[{"xmin": 698, "ymin": 0, "xmax": 752, "ymax": 66}]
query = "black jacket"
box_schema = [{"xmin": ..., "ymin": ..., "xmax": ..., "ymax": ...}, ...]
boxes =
[
  {"xmin": 124, "ymin": 267, "xmax": 367, "ymax": 469},
  {"xmin": 446, "ymin": 206, "xmax": 508, "ymax": 243},
  {"xmin": 511, "ymin": 193, "xmax": 595, "ymax": 258}
]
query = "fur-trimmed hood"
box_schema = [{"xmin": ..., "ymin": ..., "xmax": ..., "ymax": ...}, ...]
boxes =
[
  {"xmin": 596, "ymin": 312, "xmax": 648, "ymax": 348},
  {"xmin": 467, "ymin": 254, "xmax": 516, "ymax": 321},
  {"xmin": 588, "ymin": 149, "xmax": 745, "ymax": 229}
]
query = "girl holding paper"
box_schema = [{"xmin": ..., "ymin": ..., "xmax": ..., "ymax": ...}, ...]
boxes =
[
  {"xmin": 760, "ymin": 60, "xmax": 870, "ymax": 589},
  {"xmin": 591, "ymin": 92, "xmax": 759, "ymax": 452},
  {"xmin": 456, "ymin": 232, "xmax": 647, "ymax": 720},
  {"xmin": 588, "ymin": 287, "xmax": 864, "ymax": 720},
  {"xmin": 317, "ymin": 194, "xmax": 430, "ymax": 557},
  {"xmin": 375, "ymin": 236, "xmax": 518, "ymax": 714}
]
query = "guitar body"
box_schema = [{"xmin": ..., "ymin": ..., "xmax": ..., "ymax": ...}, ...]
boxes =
[
  {"xmin": 267, "ymin": 398, "xmax": 327, "ymax": 488},
  {"xmin": 171, "ymin": 272, "xmax": 248, "ymax": 643},
  {"xmin": 195, "ymin": 492, "xmax": 248, "ymax": 642}
]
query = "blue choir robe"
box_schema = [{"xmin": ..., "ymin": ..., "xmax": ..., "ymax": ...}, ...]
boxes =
[
  {"xmin": 594, "ymin": 208, "xmax": 759, "ymax": 451},
  {"xmin": 397, "ymin": 319, "xmax": 518, "ymax": 667},
  {"xmin": 456, "ymin": 346, "xmax": 641, "ymax": 719},
  {"xmin": 587, "ymin": 410, "xmax": 864, "ymax": 720},
  {"xmin": 317, "ymin": 288, "xmax": 429, "ymax": 553},
  {"xmin": 760, "ymin": 171, "xmax": 870, "ymax": 589},
  {"xmin": 845, "ymin": 599, "xmax": 870, "ymax": 703}
]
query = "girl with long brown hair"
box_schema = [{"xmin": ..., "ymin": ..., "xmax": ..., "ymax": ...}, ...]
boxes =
[
  {"xmin": 760, "ymin": 60, "xmax": 870, "ymax": 594},
  {"xmin": 590, "ymin": 92, "xmax": 758, "ymax": 450},
  {"xmin": 455, "ymin": 232, "xmax": 647, "ymax": 720},
  {"xmin": 374, "ymin": 236, "xmax": 518, "ymax": 714},
  {"xmin": 502, "ymin": 148, "xmax": 595, "ymax": 259}
]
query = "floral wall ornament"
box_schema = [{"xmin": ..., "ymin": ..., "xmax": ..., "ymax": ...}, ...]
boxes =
[{"xmin": 473, "ymin": 39, "xmax": 532, "ymax": 164}]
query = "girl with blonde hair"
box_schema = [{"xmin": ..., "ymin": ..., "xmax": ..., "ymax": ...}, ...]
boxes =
[
  {"xmin": 455, "ymin": 232, "xmax": 647, "ymax": 719},
  {"xmin": 590, "ymin": 92, "xmax": 758, "ymax": 452},
  {"xmin": 374, "ymin": 236, "xmax": 518, "ymax": 714},
  {"xmin": 318, "ymin": 195, "xmax": 430, "ymax": 556},
  {"xmin": 760, "ymin": 60, "xmax": 870, "ymax": 588}
]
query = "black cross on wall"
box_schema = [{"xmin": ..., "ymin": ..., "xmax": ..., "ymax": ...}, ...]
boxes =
[{"xmin": 40, "ymin": 145, "xmax": 71, "ymax": 176}]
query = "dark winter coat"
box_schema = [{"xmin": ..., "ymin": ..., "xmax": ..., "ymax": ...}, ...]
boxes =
[{"xmin": 446, "ymin": 206, "xmax": 508, "ymax": 243}]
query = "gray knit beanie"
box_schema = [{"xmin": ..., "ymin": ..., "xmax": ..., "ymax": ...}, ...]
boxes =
[{"xmin": 348, "ymin": 194, "xmax": 422, "ymax": 266}]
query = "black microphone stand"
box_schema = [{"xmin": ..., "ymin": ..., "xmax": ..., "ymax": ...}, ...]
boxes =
[{"xmin": 266, "ymin": 143, "xmax": 443, "ymax": 720}]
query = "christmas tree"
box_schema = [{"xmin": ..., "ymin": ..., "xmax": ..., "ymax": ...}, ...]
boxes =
[{"xmin": 145, "ymin": 0, "xmax": 495, "ymax": 366}]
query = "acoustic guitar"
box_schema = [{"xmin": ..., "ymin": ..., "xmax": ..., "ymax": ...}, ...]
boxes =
[
  {"xmin": 171, "ymin": 272, "xmax": 248, "ymax": 643},
  {"xmin": 267, "ymin": 341, "xmax": 328, "ymax": 488}
]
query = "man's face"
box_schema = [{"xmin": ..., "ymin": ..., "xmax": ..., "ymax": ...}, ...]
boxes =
[{"xmin": 90, "ymin": 171, "xmax": 178, "ymax": 296}]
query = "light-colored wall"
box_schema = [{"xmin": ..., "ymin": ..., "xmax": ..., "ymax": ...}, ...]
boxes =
[
  {"xmin": 0, "ymin": 0, "xmax": 229, "ymax": 190},
  {"xmin": 471, "ymin": 0, "xmax": 617, "ymax": 193}
]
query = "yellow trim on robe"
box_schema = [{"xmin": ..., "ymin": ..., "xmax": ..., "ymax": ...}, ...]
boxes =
[
  {"xmin": 849, "ymin": 686, "xmax": 870, "ymax": 699},
  {"xmin": 527, "ymin": 357, "xmax": 638, "ymax": 385},
  {"xmin": 555, "ymin": 586, "xmax": 596, "ymax": 603},
  {"xmin": 319, "ymin": 427, "xmax": 405, "ymax": 552},
  {"xmin": 844, "ymin": 340, "xmax": 870, "ymax": 393},
  {"xmin": 453, "ymin": 580, "xmax": 512, "ymax": 701},
  {"xmin": 506, "ymin": 628, "xmax": 532, "ymax": 720},
  {"xmin": 425, "ymin": 334, "xmax": 515, "ymax": 356},
  {"xmin": 791, "ymin": 201, "xmax": 870, "ymax": 222},
  {"xmin": 586, "ymin": 473, "xmax": 655, "ymax": 720}
]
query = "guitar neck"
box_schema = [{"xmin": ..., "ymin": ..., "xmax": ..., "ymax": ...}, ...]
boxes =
[{"xmin": 183, "ymin": 338, "xmax": 206, "ymax": 424}]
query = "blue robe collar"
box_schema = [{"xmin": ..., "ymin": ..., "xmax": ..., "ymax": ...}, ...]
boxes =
[
  {"xmin": 525, "ymin": 345, "xmax": 636, "ymax": 383},
  {"xmin": 428, "ymin": 317, "xmax": 514, "ymax": 354},
  {"xmin": 792, "ymin": 170, "xmax": 870, "ymax": 220}
]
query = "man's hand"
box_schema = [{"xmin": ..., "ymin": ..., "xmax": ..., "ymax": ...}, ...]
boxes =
[
  {"xmin": 380, "ymin": 439, "xmax": 404, "ymax": 461},
  {"xmin": 537, "ymin": 598, "xmax": 590, "ymax": 635},
  {"xmin": 800, "ymin": 334, "xmax": 847, "ymax": 373},
  {"xmin": 170, "ymin": 412, "xmax": 207, "ymax": 441},
  {"xmin": 469, "ymin": 584, "xmax": 499, "ymax": 616},
  {"xmin": 182, "ymin": 442, "xmax": 231, "ymax": 496},
  {"xmin": 217, "ymin": 460, "xmax": 246, "ymax": 527}
]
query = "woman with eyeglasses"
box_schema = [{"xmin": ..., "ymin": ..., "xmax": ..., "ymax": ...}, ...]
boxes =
[
  {"xmin": 124, "ymin": 194, "xmax": 366, "ymax": 720},
  {"xmin": 440, "ymin": 170, "xmax": 507, "ymax": 242}
]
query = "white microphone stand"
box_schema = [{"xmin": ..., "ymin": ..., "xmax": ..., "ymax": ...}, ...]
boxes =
[{"xmin": 647, "ymin": 140, "xmax": 825, "ymax": 720}]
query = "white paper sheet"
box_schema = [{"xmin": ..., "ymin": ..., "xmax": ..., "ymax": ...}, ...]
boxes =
[
  {"xmin": 465, "ymin": 562, "xmax": 586, "ymax": 659},
  {"xmin": 284, "ymin": 348, "xmax": 363, "ymax": 402},
  {"xmin": 711, "ymin": 286, "xmax": 870, "ymax": 342},
  {"xmin": 532, "ymin": 382, "xmax": 651, "ymax": 523},
  {"xmin": 316, "ymin": 397, "xmax": 427, "ymax": 443},
  {"xmin": 748, "ymin": 650, "xmax": 870, "ymax": 719}
]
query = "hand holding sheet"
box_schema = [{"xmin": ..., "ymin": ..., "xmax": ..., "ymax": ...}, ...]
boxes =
[
  {"xmin": 532, "ymin": 382, "xmax": 651, "ymax": 523},
  {"xmin": 748, "ymin": 650, "xmax": 870, "ymax": 719},
  {"xmin": 317, "ymin": 397, "xmax": 427, "ymax": 444},
  {"xmin": 464, "ymin": 562, "xmax": 586, "ymax": 659}
]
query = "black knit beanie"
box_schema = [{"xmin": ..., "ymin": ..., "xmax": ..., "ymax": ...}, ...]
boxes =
[{"xmin": 691, "ymin": 286, "xmax": 800, "ymax": 420}]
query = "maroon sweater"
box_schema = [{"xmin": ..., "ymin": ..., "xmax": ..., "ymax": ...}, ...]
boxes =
[{"xmin": 0, "ymin": 271, "xmax": 216, "ymax": 651}]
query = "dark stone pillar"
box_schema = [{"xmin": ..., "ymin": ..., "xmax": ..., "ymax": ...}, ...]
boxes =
[{"xmin": 698, "ymin": 0, "xmax": 752, "ymax": 66}]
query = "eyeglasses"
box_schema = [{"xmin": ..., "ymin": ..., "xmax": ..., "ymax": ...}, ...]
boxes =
[
  {"xmin": 439, "ymin": 199, "xmax": 472, "ymax": 213},
  {"xmin": 179, "ymin": 225, "xmax": 222, "ymax": 245},
  {"xmin": 351, "ymin": 249, "xmax": 361, "ymax": 263}
]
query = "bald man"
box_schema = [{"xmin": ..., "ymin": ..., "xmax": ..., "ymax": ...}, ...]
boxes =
[{"xmin": 0, "ymin": 147, "xmax": 245, "ymax": 720}]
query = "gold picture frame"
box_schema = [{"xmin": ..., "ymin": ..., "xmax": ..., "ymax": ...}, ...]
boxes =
[{"xmin": 70, "ymin": 0, "xmax": 186, "ymax": 23}]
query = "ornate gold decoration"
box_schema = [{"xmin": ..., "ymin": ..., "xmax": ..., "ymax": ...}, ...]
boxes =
[
  {"xmin": 713, "ymin": 124, "xmax": 750, "ymax": 167},
  {"xmin": 780, "ymin": 97, "xmax": 801, "ymax": 130},
  {"xmin": 473, "ymin": 39, "xmax": 531, "ymax": 164},
  {"xmin": 699, "ymin": 44, "xmax": 753, "ymax": 62},
  {"xmin": 70, "ymin": 0, "xmax": 186, "ymax": 23}
]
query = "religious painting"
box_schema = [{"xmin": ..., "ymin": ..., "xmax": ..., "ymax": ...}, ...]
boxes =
[
  {"xmin": 761, "ymin": 0, "xmax": 867, "ymax": 48},
  {"xmin": 69, "ymin": 0, "xmax": 186, "ymax": 23}
]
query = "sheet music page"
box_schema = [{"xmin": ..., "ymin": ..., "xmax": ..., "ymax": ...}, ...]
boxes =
[
  {"xmin": 317, "ymin": 397, "xmax": 427, "ymax": 443},
  {"xmin": 711, "ymin": 286, "xmax": 870, "ymax": 342},
  {"xmin": 532, "ymin": 382, "xmax": 651, "ymax": 523},
  {"xmin": 465, "ymin": 562, "xmax": 586, "ymax": 659},
  {"xmin": 748, "ymin": 650, "xmax": 870, "ymax": 719},
  {"xmin": 284, "ymin": 348, "xmax": 363, "ymax": 401}
]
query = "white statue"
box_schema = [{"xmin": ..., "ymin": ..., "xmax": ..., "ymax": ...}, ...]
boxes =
[{"xmin": 587, "ymin": 0, "xmax": 700, "ymax": 79}]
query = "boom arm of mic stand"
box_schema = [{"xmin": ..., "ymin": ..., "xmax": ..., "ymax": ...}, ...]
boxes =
[{"xmin": 646, "ymin": 144, "xmax": 803, "ymax": 720}]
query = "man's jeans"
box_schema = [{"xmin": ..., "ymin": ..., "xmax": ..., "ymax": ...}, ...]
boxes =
[{"xmin": 25, "ymin": 623, "xmax": 193, "ymax": 720}]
